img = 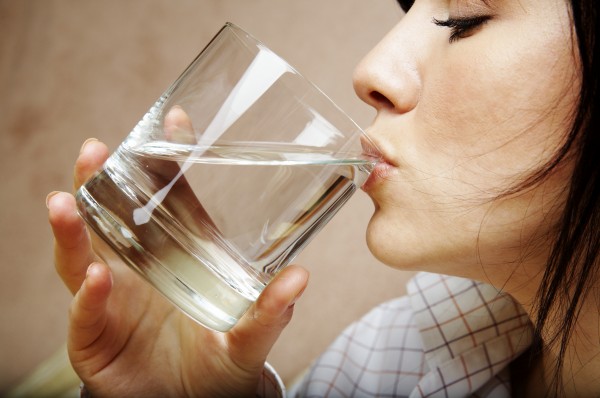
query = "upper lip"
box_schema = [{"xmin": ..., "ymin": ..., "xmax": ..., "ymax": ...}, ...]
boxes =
[{"xmin": 360, "ymin": 134, "xmax": 396, "ymax": 166}]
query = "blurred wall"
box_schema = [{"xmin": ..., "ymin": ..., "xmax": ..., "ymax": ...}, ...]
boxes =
[{"xmin": 0, "ymin": 0, "xmax": 413, "ymax": 390}]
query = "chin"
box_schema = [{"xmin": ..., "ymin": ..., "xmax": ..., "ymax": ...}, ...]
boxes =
[
  {"xmin": 365, "ymin": 209, "xmax": 461, "ymax": 275},
  {"xmin": 365, "ymin": 214, "xmax": 419, "ymax": 271}
]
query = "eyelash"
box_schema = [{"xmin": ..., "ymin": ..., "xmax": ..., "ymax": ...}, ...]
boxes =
[{"xmin": 433, "ymin": 15, "xmax": 492, "ymax": 43}]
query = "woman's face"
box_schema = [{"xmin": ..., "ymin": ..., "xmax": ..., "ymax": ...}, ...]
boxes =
[{"xmin": 355, "ymin": 0, "xmax": 579, "ymax": 283}]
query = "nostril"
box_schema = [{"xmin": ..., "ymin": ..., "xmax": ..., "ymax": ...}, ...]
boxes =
[{"xmin": 370, "ymin": 91, "xmax": 394, "ymax": 109}]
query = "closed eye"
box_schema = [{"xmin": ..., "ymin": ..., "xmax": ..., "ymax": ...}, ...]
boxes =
[{"xmin": 433, "ymin": 15, "xmax": 492, "ymax": 43}]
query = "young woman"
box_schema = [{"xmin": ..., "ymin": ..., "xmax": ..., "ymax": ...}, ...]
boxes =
[{"xmin": 47, "ymin": 0, "xmax": 598, "ymax": 396}]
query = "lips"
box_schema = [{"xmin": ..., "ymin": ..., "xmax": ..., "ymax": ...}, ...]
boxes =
[
  {"xmin": 360, "ymin": 134, "xmax": 396, "ymax": 192},
  {"xmin": 360, "ymin": 132, "xmax": 397, "ymax": 166},
  {"xmin": 362, "ymin": 161, "xmax": 395, "ymax": 192}
]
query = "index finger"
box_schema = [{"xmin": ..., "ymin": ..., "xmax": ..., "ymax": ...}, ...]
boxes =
[{"xmin": 73, "ymin": 138, "xmax": 110, "ymax": 191}]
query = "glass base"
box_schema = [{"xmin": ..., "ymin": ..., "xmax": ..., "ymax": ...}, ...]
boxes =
[{"xmin": 76, "ymin": 186, "xmax": 246, "ymax": 332}]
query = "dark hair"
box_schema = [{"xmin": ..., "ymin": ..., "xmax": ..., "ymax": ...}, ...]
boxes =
[{"xmin": 529, "ymin": 0, "xmax": 599, "ymax": 395}]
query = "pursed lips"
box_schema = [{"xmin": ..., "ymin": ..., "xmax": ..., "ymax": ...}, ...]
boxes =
[
  {"xmin": 360, "ymin": 133, "xmax": 397, "ymax": 191},
  {"xmin": 360, "ymin": 131, "xmax": 397, "ymax": 166}
]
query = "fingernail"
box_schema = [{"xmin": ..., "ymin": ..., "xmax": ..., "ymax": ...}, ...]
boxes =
[
  {"xmin": 79, "ymin": 138, "xmax": 98, "ymax": 154},
  {"xmin": 86, "ymin": 263, "xmax": 98, "ymax": 279},
  {"xmin": 46, "ymin": 191, "xmax": 60, "ymax": 209}
]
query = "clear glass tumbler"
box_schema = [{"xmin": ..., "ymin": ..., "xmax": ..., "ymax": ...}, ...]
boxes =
[{"xmin": 76, "ymin": 22, "xmax": 380, "ymax": 332}]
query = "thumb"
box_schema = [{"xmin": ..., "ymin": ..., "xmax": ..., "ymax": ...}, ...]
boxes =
[{"xmin": 226, "ymin": 265, "xmax": 309, "ymax": 368}]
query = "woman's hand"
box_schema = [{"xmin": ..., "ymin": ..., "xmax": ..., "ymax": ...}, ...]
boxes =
[{"xmin": 47, "ymin": 136, "xmax": 308, "ymax": 397}]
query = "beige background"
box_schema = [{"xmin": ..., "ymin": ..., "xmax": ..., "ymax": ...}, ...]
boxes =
[{"xmin": 0, "ymin": 0, "xmax": 415, "ymax": 392}]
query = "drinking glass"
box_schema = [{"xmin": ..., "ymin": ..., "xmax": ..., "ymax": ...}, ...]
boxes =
[{"xmin": 76, "ymin": 22, "xmax": 380, "ymax": 332}]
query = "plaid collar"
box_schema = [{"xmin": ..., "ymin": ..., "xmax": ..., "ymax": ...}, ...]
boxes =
[{"xmin": 408, "ymin": 272, "xmax": 533, "ymax": 397}]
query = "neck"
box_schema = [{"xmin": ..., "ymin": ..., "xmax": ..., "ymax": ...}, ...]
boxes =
[{"xmin": 515, "ymin": 284, "xmax": 600, "ymax": 397}]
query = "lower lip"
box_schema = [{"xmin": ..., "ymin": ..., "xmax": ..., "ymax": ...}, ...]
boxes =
[{"xmin": 361, "ymin": 161, "xmax": 394, "ymax": 192}]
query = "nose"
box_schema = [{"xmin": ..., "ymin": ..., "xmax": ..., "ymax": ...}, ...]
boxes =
[{"xmin": 352, "ymin": 22, "xmax": 421, "ymax": 115}]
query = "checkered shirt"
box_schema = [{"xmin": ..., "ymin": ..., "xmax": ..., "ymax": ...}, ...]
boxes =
[{"xmin": 277, "ymin": 272, "xmax": 533, "ymax": 397}]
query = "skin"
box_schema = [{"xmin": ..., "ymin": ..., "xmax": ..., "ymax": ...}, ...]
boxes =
[
  {"xmin": 47, "ymin": 0, "xmax": 599, "ymax": 395},
  {"xmin": 355, "ymin": 0, "xmax": 598, "ymax": 395},
  {"xmin": 356, "ymin": 0, "xmax": 578, "ymax": 288}
]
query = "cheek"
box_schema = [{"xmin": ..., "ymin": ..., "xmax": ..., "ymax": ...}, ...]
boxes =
[
  {"xmin": 418, "ymin": 40, "xmax": 577, "ymax": 196},
  {"xmin": 365, "ymin": 21, "xmax": 578, "ymax": 272}
]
